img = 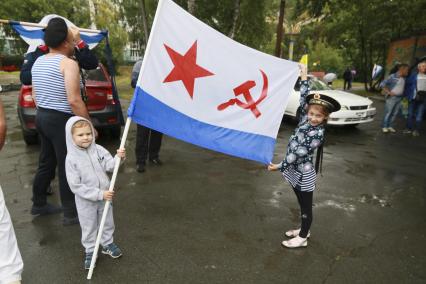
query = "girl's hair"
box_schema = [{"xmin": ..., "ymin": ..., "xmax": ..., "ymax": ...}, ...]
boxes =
[{"xmin": 71, "ymin": 120, "xmax": 91, "ymax": 134}]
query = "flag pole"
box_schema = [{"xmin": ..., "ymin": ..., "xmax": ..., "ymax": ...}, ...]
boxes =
[
  {"xmin": 87, "ymin": 0, "xmax": 166, "ymax": 279},
  {"xmin": 0, "ymin": 19, "xmax": 102, "ymax": 34},
  {"xmin": 87, "ymin": 117, "xmax": 131, "ymax": 280}
]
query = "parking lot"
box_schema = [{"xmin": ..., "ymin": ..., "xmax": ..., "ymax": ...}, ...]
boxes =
[{"xmin": 1, "ymin": 90, "xmax": 425, "ymax": 283}]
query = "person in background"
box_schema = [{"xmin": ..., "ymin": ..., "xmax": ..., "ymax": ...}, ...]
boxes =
[
  {"xmin": 0, "ymin": 96, "xmax": 24, "ymax": 284},
  {"xmin": 403, "ymin": 61, "xmax": 426, "ymax": 136},
  {"xmin": 343, "ymin": 67, "xmax": 353, "ymax": 90},
  {"xmin": 30, "ymin": 18, "xmax": 93, "ymax": 225},
  {"xmin": 131, "ymin": 59, "xmax": 164, "ymax": 173},
  {"xmin": 381, "ymin": 64, "xmax": 409, "ymax": 133}
]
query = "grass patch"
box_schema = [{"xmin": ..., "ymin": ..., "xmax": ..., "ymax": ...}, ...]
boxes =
[
  {"xmin": 331, "ymin": 79, "xmax": 364, "ymax": 89},
  {"xmin": 115, "ymin": 65, "xmax": 134, "ymax": 100},
  {"xmin": 0, "ymin": 71, "xmax": 20, "ymax": 84}
]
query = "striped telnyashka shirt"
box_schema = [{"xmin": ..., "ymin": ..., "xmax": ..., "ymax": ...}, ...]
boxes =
[{"xmin": 32, "ymin": 54, "xmax": 73, "ymax": 114}]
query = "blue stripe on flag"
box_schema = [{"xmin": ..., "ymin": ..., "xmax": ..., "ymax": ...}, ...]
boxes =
[
  {"xmin": 10, "ymin": 23, "xmax": 44, "ymax": 39},
  {"xmin": 10, "ymin": 23, "xmax": 106, "ymax": 44},
  {"xmin": 128, "ymin": 87, "xmax": 276, "ymax": 164},
  {"xmin": 81, "ymin": 33, "xmax": 107, "ymax": 44}
]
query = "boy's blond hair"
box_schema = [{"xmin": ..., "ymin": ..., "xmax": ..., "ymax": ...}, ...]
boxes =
[{"xmin": 71, "ymin": 120, "xmax": 91, "ymax": 134}]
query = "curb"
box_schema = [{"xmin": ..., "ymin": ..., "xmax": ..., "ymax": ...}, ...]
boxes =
[
  {"xmin": 367, "ymin": 95, "xmax": 385, "ymax": 102},
  {"xmin": 0, "ymin": 83, "xmax": 20, "ymax": 92}
]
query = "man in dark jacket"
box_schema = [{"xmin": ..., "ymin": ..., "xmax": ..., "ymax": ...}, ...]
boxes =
[
  {"xmin": 343, "ymin": 67, "xmax": 353, "ymax": 90},
  {"xmin": 131, "ymin": 59, "xmax": 163, "ymax": 173},
  {"xmin": 20, "ymin": 26, "xmax": 98, "ymax": 85}
]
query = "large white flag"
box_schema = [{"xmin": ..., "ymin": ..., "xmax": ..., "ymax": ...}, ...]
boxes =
[{"xmin": 128, "ymin": 0, "xmax": 299, "ymax": 164}]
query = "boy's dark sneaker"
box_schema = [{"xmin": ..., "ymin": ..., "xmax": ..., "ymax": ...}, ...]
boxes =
[
  {"xmin": 63, "ymin": 216, "xmax": 79, "ymax": 226},
  {"xmin": 84, "ymin": 252, "xmax": 95, "ymax": 270},
  {"xmin": 31, "ymin": 203, "xmax": 62, "ymax": 216},
  {"xmin": 102, "ymin": 243, "xmax": 122, "ymax": 258}
]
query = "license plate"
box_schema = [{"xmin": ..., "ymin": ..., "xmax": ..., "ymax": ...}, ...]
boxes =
[{"xmin": 356, "ymin": 111, "xmax": 367, "ymax": 117}]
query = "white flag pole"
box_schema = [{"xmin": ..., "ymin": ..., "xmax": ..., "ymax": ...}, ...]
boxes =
[
  {"xmin": 87, "ymin": 117, "xmax": 131, "ymax": 279},
  {"xmin": 0, "ymin": 19, "xmax": 102, "ymax": 34},
  {"xmin": 87, "ymin": 0, "xmax": 166, "ymax": 279}
]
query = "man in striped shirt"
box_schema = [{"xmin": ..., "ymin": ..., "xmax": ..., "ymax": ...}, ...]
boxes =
[{"xmin": 31, "ymin": 17, "xmax": 92, "ymax": 226}]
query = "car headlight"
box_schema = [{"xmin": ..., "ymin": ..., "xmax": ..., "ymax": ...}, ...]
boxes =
[
  {"xmin": 340, "ymin": 105, "xmax": 349, "ymax": 110},
  {"xmin": 368, "ymin": 103, "xmax": 373, "ymax": 109}
]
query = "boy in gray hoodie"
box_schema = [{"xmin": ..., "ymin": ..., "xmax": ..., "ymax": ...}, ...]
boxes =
[{"xmin": 65, "ymin": 116, "xmax": 125, "ymax": 269}]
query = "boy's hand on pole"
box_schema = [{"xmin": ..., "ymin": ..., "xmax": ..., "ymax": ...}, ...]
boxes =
[
  {"xmin": 117, "ymin": 148, "xmax": 126, "ymax": 159},
  {"xmin": 103, "ymin": 191, "xmax": 114, "ymax": 201}
]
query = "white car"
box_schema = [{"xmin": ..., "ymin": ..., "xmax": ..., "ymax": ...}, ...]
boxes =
[{"xmin": 285, "ymin": 76, "xmax": 377, "ymax": 125}]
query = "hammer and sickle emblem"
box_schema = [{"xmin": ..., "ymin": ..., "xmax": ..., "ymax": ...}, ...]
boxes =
[{"xmin": 217, "ymin": 69, "xmax": 268, "ymax": 118}]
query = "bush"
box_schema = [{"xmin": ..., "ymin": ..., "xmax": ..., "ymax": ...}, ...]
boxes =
[{"xmin": 0, "ymin": 54, "xmax": 24, "ymax": 70}]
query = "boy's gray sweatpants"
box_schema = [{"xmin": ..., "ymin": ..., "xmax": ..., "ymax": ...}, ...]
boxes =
[{"xmin": 76, "ymin": 197, "xmax": 115, "ymax": 253}]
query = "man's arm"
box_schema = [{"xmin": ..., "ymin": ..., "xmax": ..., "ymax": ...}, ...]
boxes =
[
  {"xmin": 0, "ymin": 97, "xmax": 7, "ymax": 151},
  {"xmin": 70, "ymin": 27, "xmax": 99, "ymax": 70},
  {"xmin": 61, "ymin": 58, "xmax": 90, "ymax": 120},
  {"xmin": 75, "ymin": 45, "xmax": 99, "ymax": 70}
]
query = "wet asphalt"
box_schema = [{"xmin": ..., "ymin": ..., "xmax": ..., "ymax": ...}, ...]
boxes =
[{"xmin": 0, "ymin": 91, "xmax": 425, "ymax": 284}]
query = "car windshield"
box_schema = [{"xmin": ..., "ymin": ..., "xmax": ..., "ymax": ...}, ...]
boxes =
[
  {"xmin": 294, "ymin": 77, "xmax": 333, "ymax": 91},
  {"xmin": 82, "ymin": 67, "xmax": 108, "ymax": 82}
]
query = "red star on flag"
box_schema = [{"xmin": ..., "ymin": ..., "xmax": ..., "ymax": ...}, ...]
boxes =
[{"xmin": 163, "ymin": 41, "xmax": 214, "ymax": 99}]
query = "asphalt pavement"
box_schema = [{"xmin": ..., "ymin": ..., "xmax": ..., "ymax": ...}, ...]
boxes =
[{"xmin": 0, "ymin": 91, "xmax": 425, "ymax": 284}]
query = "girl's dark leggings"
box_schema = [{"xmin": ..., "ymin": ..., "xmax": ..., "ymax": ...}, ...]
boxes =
[{"xmin": 292, "ymin": 187, "xmax": 313, "ymax": 238}]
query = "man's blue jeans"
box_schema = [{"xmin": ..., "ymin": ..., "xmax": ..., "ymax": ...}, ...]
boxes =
[
  {"xmin": 406, "ymin": 99, "xmax": 426, "ymax": 131},
  {"xmin": 382, "ymin": 95, "xmax": 403, "ymax": 128}
]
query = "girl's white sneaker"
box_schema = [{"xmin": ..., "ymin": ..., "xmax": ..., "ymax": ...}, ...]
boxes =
[
  {"xmin": 285, "ymin": 228, "xmax": 310, "ymax": 238},
  {"xmin": 282, "ymin": 236, "xmax": 308, "ymax": 248}
]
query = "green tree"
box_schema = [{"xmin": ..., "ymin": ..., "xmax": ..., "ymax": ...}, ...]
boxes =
[
  {"xmin": 118, "ymin": 0, "xmax": 273, "ymax": 57},
  {"xmin": 0, "ymin": 0, "xmax": 91, "ymax": 54},
  {"xmin": 295, "ymin": 0, "xmax": 426, "ymax": 90},
  {"xmin": 306, "ymin": 38, "xmax": 344, "ymax": 74},
  {"xmin": 92, "ymin": 0, "xmax": 128, "ymax": 67}
]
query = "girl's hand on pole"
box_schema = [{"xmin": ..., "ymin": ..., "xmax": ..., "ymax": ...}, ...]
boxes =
[
  {"xmin": 117, "ymin": 148, "xmax": 126, "ymax": 160},
  {"xmin": 268, "ymin": 162, "xmax": 280, "ymax": 171},
  {"xmin": 299, "ymin": 63, "xmax": 308, "ymax": 81},
  {"xmin": 103, "ymin": 190, "xmax": 114, "ymax": 201}
]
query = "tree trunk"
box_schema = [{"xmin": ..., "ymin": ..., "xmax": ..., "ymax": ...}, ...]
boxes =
[
  {"xmin": 228, "ymin": 0, "xmax": 241, "ymax": 39},
  {"xmin": 188, "ymin": 0, "xmax": 196, "ymax": 14},
  {"xmin": 367, "ymin": 41, "xmax": 373, "ymax": 91},
  {"xmin": 88, "ymin": 0, "xmax": 97, "ymax": 29},
  {"xmin": 275, "ymin": 0, "xmax": 286, "ymax": 57},
  {"xmin": 140, "ymin": 0, "xmax": 149, "ymax": 46}
]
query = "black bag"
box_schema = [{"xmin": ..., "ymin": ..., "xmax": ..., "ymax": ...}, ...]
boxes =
[{"xmin": 416, "ymin": 90, "xmax": 426, "ymax": 102}]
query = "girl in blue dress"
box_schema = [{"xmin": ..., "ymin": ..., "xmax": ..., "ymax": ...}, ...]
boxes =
[{"xmin": 268, "ymin": 65, "xmax": 340, "ymax": 248}]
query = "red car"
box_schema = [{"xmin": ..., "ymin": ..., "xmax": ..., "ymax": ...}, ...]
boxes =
[{"xmin": 17, "ymin": 64, "xmax": 122, "ymax": 145}]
